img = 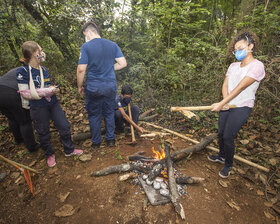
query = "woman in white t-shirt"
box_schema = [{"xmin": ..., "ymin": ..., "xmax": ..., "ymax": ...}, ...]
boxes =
[{"xmin": 208, "ymin": 31, "xmax": 265, "ymax": 178}]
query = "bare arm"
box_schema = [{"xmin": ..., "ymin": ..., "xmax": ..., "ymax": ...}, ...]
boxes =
[
  {"xmin": 212, "ymin": 76, "xmax": 256, "ymax": 111},
  {"xmin": 76, "ymin": 64, "xmax": 87, "ymax": 95},
  {"xmin": 114, "ymin": 57, "xmax": 127, "ymax": 71},
  {"xmin": 222, "ymin": 76, "xmax": 229, "ymax": 99},
  {"xmin": 118, "ymin": 107, "xmax": 144, "ymax": 133}
]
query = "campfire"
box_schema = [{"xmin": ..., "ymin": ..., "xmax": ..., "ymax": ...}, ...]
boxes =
[{"xmin": 91, "ymin": 137, "xmax": 218, "ymax": 220}]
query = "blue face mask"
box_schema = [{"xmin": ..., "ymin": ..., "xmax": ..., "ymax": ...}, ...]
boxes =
[
  {"xmin": 234, "ymin": 50, "xmax": 247, "ymax": 61},
  {"xmin": 123, "ymin": 97, "xmax": 131, "ymax": 105}
]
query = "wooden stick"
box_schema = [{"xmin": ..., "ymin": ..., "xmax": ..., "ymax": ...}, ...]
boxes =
[
  {"xmin": 139, "ymin": 114, "xmax": 158, "ymax": 121},
  {"xmin": 0, "ymin": 155, "xmax": 39, "ymax": 173},
  {"xmin": 139, "ymin": 108, "xmax": 155, "ymax": 120},
  {"xmin": 128, "ymin": 103, "xmax": 136, "ymax": 144},
  {"xmin": 164, "ymin": 144, "xmax": 185, "ymax": 220},
  {"xmin": 171, "ymin": 105, "xmax": 236, "ymax": 112},
  {"xmin": 143, "ymin": 122, "xmax": 270, "ymax": 173}
]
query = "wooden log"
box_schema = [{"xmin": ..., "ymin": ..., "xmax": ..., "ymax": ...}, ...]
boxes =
[
  {"xmin": 91, "ymin": 163, "xmax": 151, "ymax": 177},
  {"xmin": 164, "ymin": 144, "xmax": 185, "ymax": 220},
  {"xmin": 72, "ymin": 128, "xmax": 105, "ymax": 142},
  {"xmin": 170, "ymin": 105, "xmax": 236, "ymax": 112},
  {"xmin": 171, "ymin": 133, "xmax": 217, "ymax": 162},
  {"xmin": 128, "ymin": 154, "xmax": 157, "ymax": 162},
  {"xmin": 139, "ymin": 114, "xmax": 158, "ymax": 121},
  {"xmin": 139, "ymin": 108, "xmax": 155, "ymax": 120},
  {"xmin": 72, "ymin": 132, "xmax": 91, "ymax": 142},
  {"xmin": 176, "ymin": 176, "xmax": 205, "ymax": 184},
  {"xmin": 143, "ymin": 122, "xmax": 270, "ymax": 173}
]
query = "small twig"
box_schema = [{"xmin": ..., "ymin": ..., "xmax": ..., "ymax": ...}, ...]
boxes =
[{"xmin": 264, "ymin": 167, "xmax": 279, "ymax": 201}]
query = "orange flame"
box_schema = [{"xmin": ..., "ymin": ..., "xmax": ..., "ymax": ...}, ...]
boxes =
[
  {"xmin": 161, "ymin": 168, "xmax": 168, "ymax": 178},
  {"xmin": 152, "ymin": 147, "xmax": 165, "ymax": 160}
]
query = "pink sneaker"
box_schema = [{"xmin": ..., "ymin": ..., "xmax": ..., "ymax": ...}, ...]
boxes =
[
  {"xmin": 65, "ymin": 149, "xmax": 83, "ymax": 157},
  {"xmin": 47, "ymin": 154, "xmax": 56, "ymax": 167}
]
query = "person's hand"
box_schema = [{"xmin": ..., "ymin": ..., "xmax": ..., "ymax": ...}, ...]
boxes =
[
  {"xmin": 211, "ymin": 102, "xmax": 224, "ymax": 112},
  {"xmin": 221, "ymin": 104, "xmax": 230, "ymax": 110},
  {"xmin": 137, "ymin": 126, "xmax": 145, "ymax": 133},
  {"xmin": 49, "ymin": 86, "xmax": 60, "ymax": 94},
  {"xmin": 78, "ymin": 86, "xmax": 84, "ymax": 96}
]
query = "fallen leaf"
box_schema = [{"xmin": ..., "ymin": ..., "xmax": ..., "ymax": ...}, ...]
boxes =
[
  {"xmin": 264, "ymin": 202, "xmax": 273, "ymax": 207},
  {"xmin": 79, "ymin": 154, "xmax": 92, "ymax": 162},
  {"xmin": 54, "ymin": 204, "xmax": 75, "ymax": 217},
  {"xmin": 268, "ymin": 158, "xmax": 278, "ymax": 166},
  {"xmin": 29, "ymin": 160, "xmax": 37, "ymax": 167},
  {"xmin": 257, "ymin": 190, "xmax": 264, "ymax": 196},
  {"xmin": 76, "ymin": 175, "xmax": 81, "ymax": 179},
  {"xmin": 58, "ymin": 192, "xmax": 70, "ymax": 203},
  {"xmin": 219, "ymin": 180, "xmax": 228, "ymax": 188},
  {"xmin": 240, "ymin": 139, "xmax": 249, "ymax": 145},
  {"xmin": 259, "ymin": 174, "xmax": 267, "ymax": 185},
  {"xmin": 264, "ymin": 211, "xmax": 275, "ymax": 220},
  {"xmin": 227, "ymin": 200, "xmax": 241, "ymax": 211}
]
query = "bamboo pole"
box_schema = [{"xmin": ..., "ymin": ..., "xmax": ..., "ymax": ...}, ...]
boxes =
[
  {"xmin": 143, "ymin": 122, "xmax": 270, "ymax": 173},
  {"xmin": 0, "ymin": 155, "xmax": 39, "ymax": 173}
]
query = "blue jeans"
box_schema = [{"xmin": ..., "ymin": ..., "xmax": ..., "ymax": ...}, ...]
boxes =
[
  {"xmin": 115, "ymin": 105, "xmax": 139, "ymax": 131},
  {"xmin": 218, "ymin": 107, "xmax": 252, "ymax": 167},
  {"xmin": 30, "ymin": 102, "xmax": 74, "ymax": 157},
  {"xmin": 85, "ymin": 89, "xmax": 116, "ymax": 144}
]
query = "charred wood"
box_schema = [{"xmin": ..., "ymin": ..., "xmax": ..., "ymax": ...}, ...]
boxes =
[
  {"xmin": 176, "ymin": 176, "xmax": 205, "ymax": 184},
  {"xmin": 164, "ymin": 144, "xmax": 186, "ymax": 220},
  {"xmin": 171, "ymin": 133, "xmax": 217, "ymax": 162}
]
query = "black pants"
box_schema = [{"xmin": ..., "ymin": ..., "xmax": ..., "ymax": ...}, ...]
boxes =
[
  {"xmin": 115, "ymin": 105, "xmax": 140, "ymax": 131},
  {"xmin": 0, "ymin": 85, "xmax": 37, "ymax": 151},
  {"xmin": 30, "ymin": 102, "xmax": 74, "ymax": 157},
  {"xmin": 218, "ymin": 107, "xmax": 252, "ymax": 167}
]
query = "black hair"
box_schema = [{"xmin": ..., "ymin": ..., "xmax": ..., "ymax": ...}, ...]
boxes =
[
  {"xmin": 121, "ymin": 85, "xmax": 133, "ymax": 95},
  {"xmin": 82, "ymin": 20, "xmax": 100, "ymax": 35}
]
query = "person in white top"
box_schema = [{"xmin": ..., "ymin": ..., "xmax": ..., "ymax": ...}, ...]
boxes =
[{"xmin": 207, "ymin": 31, "xmax": 265, "ymax": 178}]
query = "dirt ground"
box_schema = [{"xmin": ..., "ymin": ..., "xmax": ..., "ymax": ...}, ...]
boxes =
[{"xmin": 0, "ymin": 123, "xmax": 277, "ymax": 224}]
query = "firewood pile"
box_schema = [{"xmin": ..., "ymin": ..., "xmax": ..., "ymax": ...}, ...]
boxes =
[{"xmin": 91, "ymin": 134, "xmax": 217, "ymax": 220}]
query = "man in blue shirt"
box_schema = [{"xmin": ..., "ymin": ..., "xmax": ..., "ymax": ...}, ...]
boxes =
[{"xmin": 77, "ymin": 21, "xmax": 127, "ymax": 149}]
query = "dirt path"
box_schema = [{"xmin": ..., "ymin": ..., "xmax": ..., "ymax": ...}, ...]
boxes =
[{"xmin": 0, "ymin": 130, "xmax": 275, "ymax": 224}]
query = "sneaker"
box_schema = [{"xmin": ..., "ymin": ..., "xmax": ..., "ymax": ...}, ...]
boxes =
[
  {"xmin": 207, "ymin": 155, "xmax": 225, "ymax": 164},
  {"xmin": 65, "ymin": 149, "xmax": 83, "ymax": 157},
  {"xmin": 47, "ymin": 154, "xmax": 56, "ymax": 167},
  {"xmin": 93, "ymin": 143, "xmax": 101, "ymax": 150},
  {"xmin": 106, "ymin": 139, "xmax": 115, "ymax": 147},
  {"xmin": 219, "ymin": 166, "xmax": 232, "ymax": 178}
]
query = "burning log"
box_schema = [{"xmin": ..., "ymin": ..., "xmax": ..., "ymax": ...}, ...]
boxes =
[
  {"xmin": 171, "ymin": 133, "xmax": 217, "ymax": 162},
  {"xmin": 164, "ymin": 144, "xmax": 186, "ymax": 220},
  {"xmin": 147, "ymin": 163, "xmax": 163, "ymax": 183},
  {"xmin": 91, "ymin": 163, "xmax": 150, "ymax": 177},
  {"xmin": 176, "ymin": 176, "xmax": 205, "ymax": 184}
]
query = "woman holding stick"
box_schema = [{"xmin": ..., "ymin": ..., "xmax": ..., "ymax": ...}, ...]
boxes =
[
  {"xmin": 17, "ymin": 41, "xmax": 83, "ymax": 167},
  {"xmin": 208, "ymin": 31, "xmax": 265, "ymax": 178}
]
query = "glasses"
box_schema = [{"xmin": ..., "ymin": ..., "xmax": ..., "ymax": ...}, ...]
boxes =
[{"xmin": 232, "ymin": 46, "xmax": 248, "ymax": 55}]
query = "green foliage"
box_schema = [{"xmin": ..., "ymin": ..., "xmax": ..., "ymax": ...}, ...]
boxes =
[{"xmin": 0, "ymin": 0, "xmax": 279, "ymax": 123}]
